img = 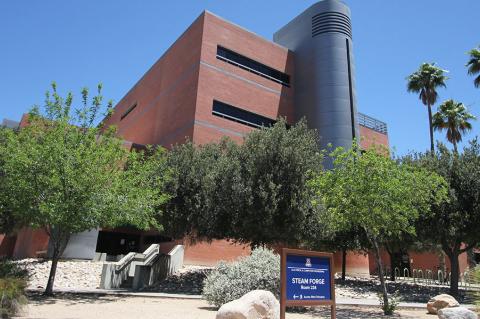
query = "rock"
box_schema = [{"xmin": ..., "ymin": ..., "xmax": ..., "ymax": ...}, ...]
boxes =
[
  {"xmin": 427, "ymin": 294, "xmax": 460, "ymax": 314},
  {"xmin": 216, "ymin": 290, "xmax": 279, "ymax": 319},
  {"xmin": 437, "ymin": 307, "xmax": 478, "ymax": 319}
]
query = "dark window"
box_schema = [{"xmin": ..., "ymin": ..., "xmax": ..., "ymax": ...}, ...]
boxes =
[
  {"xmin": 120, "ymin": 102, "xmax": 137, "ymax": 120},
  {"xmin": 212, "ymin": 100, "xmax": 276, "ymax": 129},
  {"xmin": 216, "ymin": 46, "xmax": 290, "ymax": 86}
]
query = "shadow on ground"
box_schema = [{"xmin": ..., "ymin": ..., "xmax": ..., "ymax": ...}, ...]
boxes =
[
  {"xmin": 298, "ymin": 306, "xmax": 423, "ymax": 319},
  {"xmin": 144, "ymin": 268, "xmax": 211, "ymax": 295},
  {"xmin": 337, "ymin": 278, "xmax": 472, "ymax": 303},
  {"xmin": 27, "ymin": 292, "xmax": 118, "ymax": 306}
]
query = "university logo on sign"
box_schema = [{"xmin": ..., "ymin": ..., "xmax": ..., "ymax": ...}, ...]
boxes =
[{"xmin": 305, "ymin": 258, "xmax": 312, "ymax": 267}]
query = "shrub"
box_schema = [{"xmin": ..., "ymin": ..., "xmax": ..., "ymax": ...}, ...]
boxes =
[
  {"xmin": 0, "ymin": 278, "xmax": 27, "ymax": 318},
  {"xmin": 473, "ymin": 266, "xmax": 480, "ymax": 311},
  {"xmin": 203, "ymin": 248, "xmax": 280, "ymax": 307},
  {"xmin": 0, "ymin": 260, "xmax": 28, "ymax": 280},
  {"xmin": 378, "ymin": 291, "xmax": 400, "ymax": 315},
  {"xmin": 0, "ymin": 259, "xmax": 28, "ymax": 318}
]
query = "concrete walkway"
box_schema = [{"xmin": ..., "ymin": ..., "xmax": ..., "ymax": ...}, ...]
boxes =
[{"xmin": 27, "ymin": 287, "xmax": 456, "ymax": 309}]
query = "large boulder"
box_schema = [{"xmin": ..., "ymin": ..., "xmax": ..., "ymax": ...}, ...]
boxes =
[
  {"xmin": 437, "ymin": 307, "xmax": 478, "ymax": 319},
  {"xmin": 216, "ymin": 290, "xmax": 280, "ymax": 319},
  {"xmin": 427, "ymin": 294, "xmax": 460, "ymax": 314}
]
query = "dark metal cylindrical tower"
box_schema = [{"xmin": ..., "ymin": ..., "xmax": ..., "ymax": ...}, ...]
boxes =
[{"xmin": 274, "ymin": 0, "xmax": 359, "ymax": 166}]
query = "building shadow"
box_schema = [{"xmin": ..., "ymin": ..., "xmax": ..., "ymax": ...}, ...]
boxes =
[{"xmin": 27, "ymin": 292, "xmax": 118, "ymax": 306}]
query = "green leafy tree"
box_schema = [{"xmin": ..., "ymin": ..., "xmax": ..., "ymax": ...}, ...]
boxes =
[
  {"xmin": 233, "ymin": 119, "xmax": 323, "ymax": 247},
  {"xmin": 309, "ymin": 143, "xmax": 447, "ymax": 314},
  {"xmin": 305, "ymin": 225, "xmax": 369, "ymax": 281},
  {"xmin": 407, "ymin": 140, "xmax": 480, "ymax": 298},
  {"xmin": 164, "ymin": 119, "xmax": 323, "ymax": 248},
  {"xmin": 467, "ymin": 47, "xmax": 480, "ymax": 88},
  {"xmin": 407, "ymin": 63, "xmax": 448, "ymax": 153},
  {"xmin": 0, "ymin": 83, "xmax": 170, "ymax": 295},
  {"xmin": 433, "ymin": 99, "xmax": 476, "ymax": 153},
  {"xmin": 163, "ymin": 138, "xmax": 242, "ymax": 241},
  {"xmin": 0, "ymin": 127, "xmax": 21, "ymax": 235}
]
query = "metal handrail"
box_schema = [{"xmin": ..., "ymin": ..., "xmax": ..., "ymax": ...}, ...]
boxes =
[{"xmin": 358, "ymin": 112, "xmax": 388, "ymax": 135}]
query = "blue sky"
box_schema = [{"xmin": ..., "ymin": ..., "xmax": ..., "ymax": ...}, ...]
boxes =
[{"xmin": 0, "ymin": 0, "xmax": 478, "ymax": 155}]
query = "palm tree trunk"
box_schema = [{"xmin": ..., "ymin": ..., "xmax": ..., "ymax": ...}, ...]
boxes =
[
  {"xmin": 428, "ymin": 103, "xmax": 435, "ymax": 153},
  {"xmin": 453, "ymin": 141, "xmax": 458, "ymax": 153}
]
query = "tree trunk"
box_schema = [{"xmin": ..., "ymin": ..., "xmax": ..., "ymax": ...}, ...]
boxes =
[
  {"xmin": 373, "ymin": 238, "xmax": 390, "ymax": 314},
  {"xmin": 341, "ymin": 248, "xmax": 347, "ymax": 281},
  {"xmin": 388, "ymin": 251, "xmax": 396, "ymax": 282},
  {"xmin": 44, "ymin": 227, "xmax": 70, "ymax": 296},
  {"xmin": 439, "ymin": 250, "xmax": 447, "ymax": 283},
  {"xmin": 448, "ymin": 252, "xmax": 460, "ymax": 299},
  {"xmin": 453, "ymin": 141, "xmax": 458, "ymax": 154},
  {"xmin": 44, "ymin": 254, "xmax": 59, "ymax": 296},
  {"xmin": 428, "ymin": 103, "xmax": 435, "ymax": 153}
]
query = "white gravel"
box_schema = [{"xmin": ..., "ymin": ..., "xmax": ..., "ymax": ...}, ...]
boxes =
[
  {"xmin": 13, "ymin": 260, "xmax": 380, "ymax": 301},
  {"xmin": 16, "ymin": 258, "xmax": 103, "ymax": 290}
]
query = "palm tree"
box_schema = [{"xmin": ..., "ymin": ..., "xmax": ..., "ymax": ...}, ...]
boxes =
[
  {"xmin": 433, "ymin": 99, "xmax": 476, "ymax": 153},
  {"xmin": 407, "ymin": 63, "xmax": 448, "ymax": 153},
  {"xmin": 466, "ymin": 47, "xmax": 480, "ymax": 88}
]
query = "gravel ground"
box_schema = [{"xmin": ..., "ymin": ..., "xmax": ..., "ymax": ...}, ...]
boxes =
[
  {"xmin": 16, "ymin": 259, "xmax": 473, "ymax": 304},
  {"xmin": 17, "ymin": 294, "xmax": 436, "ymax": 319},
  {"xmin": 16, "ymin": 259, "xmax": 103, "ymax": 290}
]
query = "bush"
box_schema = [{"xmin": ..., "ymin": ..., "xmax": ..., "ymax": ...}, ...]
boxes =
[
  {"xmin": 473, "ymin": 266, "xmax": 480, "ymax": 311},
  {"xmin": 0, "ymin": 260, "xmax": 28, "ymax": 280},
  {"xmin": 0, "ymin": 259, "xmax": 28, "ymax": 318},
  {"xmin": 0, "ymin": 278, "xmax": 27, "ymax": 318},
  {"xmin": 203, "ymin": 248, "xmax": 280, "ymax": 307},
  {"xmin": 378, "ymin": 291, "xmax": 400, "ymax": 315}
]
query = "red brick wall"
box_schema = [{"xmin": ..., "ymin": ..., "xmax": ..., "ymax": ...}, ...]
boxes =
[
  {"xmin": 183, "ymin": 239, "xmax": 251, "ymax": 266},
  {"xmin": 410, "ymin": 251, "xmax": 469, "ymax": 274},
  {"xmin": 193, "ymin": 12, "xmax": 294, "ymax": 145},
  {"xmin": 0, "ymin": 234, "xmax": 16, "ymax": 257},
  {"xmin": 333, "ymin": 251, "xmax": 370, "ymax": 277},
  {"xmin": 359, "ymin": 125, "xmax": 389, "ymax": 149},
  {"xmin": 101, "ymin": 13, "xmax": 205, "ymax": 148},
  {"xmin": 12, "ymin": 228, "xmax": 49, "ymax": 259}
]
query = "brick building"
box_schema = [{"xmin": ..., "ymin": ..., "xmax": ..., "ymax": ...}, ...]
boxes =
[{"xmin": 2, "ymin": 0, "xmax": 465, "ymax": 276}]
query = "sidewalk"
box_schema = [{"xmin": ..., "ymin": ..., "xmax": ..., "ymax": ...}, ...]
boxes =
[{"xmin": 27, "ymin": 287, "xmax": 456, "ymax": 309}]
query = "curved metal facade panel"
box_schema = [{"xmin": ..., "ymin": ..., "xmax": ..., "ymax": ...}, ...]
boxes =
[{"xmin": 274, "ymin": 0, "xmax": 359, "ymax": 167}]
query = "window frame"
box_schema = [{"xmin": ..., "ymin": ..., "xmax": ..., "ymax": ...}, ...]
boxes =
[
  {"xmin": 212, "ymin": 100, "xmax": 276, "ymax": 129},
  {"xmin": 216, "ymin": 46, "xmax": 290, "ymax": 87}
]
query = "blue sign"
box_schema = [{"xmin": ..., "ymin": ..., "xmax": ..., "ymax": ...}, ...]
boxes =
[{"xmin": 285, "ymin": 254, "xmax": 331, "ymax": 301}]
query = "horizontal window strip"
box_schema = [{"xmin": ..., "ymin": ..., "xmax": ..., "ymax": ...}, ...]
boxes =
[
  {"xmin": 216, "ymin": 46, "xmax": 290, "ymax": 87},
  {"xmin": 212, "ymin": 100, "xmax": 276, "ymax": 129},
  {"xmin": 120, "ymin": 102, "xmax": 137, "ymax": 120}
]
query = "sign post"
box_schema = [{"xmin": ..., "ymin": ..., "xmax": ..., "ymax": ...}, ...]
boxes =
[{"xmin": 280, "ymin": 248, "xmax": 335, "ymax": 319}]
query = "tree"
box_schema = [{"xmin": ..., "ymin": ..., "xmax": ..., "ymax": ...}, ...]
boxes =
[
  {"xmin": 163, "ymin": 138, "xmax": 242, "ymax": 241},
  {"xmin": 467, "ymin": 47, "xmax": 480, "ymax": 88},
  {"xmin": 163, "ymin": 119, "xmax": 324, "ymax": 248},
  {"xmin": 0, "ymin": 128, "xmax": 17, "ymax": 234},
  {"xmin": 383, "ymin": 232, "xmax": 415, "ymax": 281},
  {"xmin": 309, "ymin": 143, "xmax": 447, "ymax": 314},
  {"xmin": 407, "ymin": 140, "xmax": 480, "ymax": 298},
  {"xmin": 407, "ymin": 63, "xmax": 448, "ymax": 153},
  {"xmin": 433, "ymin": 99, "xmax": 476, "ymax": 153},
  {"xmin": 233, "ymin": 119, "xmax": 323, "ymax": 247},
  {"xmin": 0, "ymin": 83, "xmax": 170, "ymax": 295},
  {"xmin": 306, "ymin": 226, "xmax": 369, "ymax": 281}
]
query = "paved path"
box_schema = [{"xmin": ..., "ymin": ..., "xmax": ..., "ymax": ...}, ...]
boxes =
[
  {"xmin": 19, "ymin": 295, "xmax": 438, "ymax": 319},
  {"xmin": 29, "ymin": 287, "xmax": 466, "ymax": 309}
]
